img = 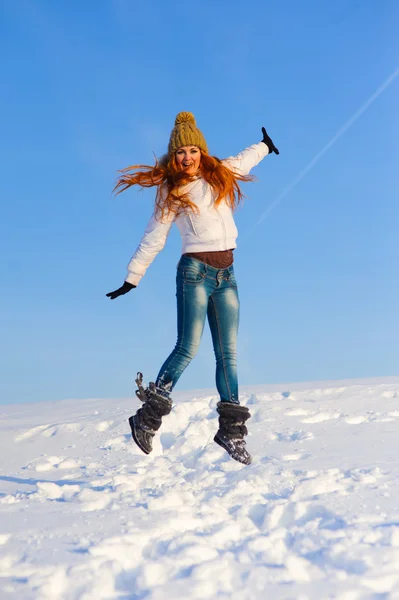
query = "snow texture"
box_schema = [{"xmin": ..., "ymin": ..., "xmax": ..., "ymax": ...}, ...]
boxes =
[{"xmin": 1, "ymin": 377, "xmax": 399, "ymax": 599}]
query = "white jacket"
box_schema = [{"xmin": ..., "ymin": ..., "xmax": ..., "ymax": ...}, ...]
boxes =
[{"xmin": 125, "ymin": 141, "xmax": 269, "ymax": 286}]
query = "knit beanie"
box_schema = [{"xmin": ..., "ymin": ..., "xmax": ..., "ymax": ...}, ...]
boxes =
[{"xmin": 168, "ymin": 112, "xmax": 209, "ymax": 156}]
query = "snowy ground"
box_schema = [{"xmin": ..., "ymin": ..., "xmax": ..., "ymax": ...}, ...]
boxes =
[{"xmin": 1, "ymin": 377, "xmax": 399, "ymax": 600}]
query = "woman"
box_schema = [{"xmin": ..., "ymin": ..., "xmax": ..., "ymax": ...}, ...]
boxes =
[{"xmin": 107, "ymin": 112, "xmax": 279, "ymax": 465}]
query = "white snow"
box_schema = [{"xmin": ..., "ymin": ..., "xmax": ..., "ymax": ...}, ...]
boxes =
[{"xmin": 1, "ymin": 377, "xmax": 399, "ymax": 599}]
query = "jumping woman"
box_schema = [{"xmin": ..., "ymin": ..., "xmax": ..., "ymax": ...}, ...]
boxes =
[{"xmin": 107, "ymin": 112, "xmax": 279, "ymax": 465}]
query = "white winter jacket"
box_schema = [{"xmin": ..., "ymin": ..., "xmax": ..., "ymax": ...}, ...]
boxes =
[{"xmin": 125, "ymin": 142, "xmax": 269, "ymax": 286}]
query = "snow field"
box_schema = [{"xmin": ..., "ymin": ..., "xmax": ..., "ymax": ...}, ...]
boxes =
[{"xmin": 0, "ymin": 379, "xmax": 399, "ymax": 599}]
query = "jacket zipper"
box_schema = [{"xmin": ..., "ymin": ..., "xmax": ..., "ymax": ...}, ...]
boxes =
[
  {"xmin": 216, "ymin": 209, "xmax": 227, "ymax": 248},
  {"xmin": 187, "ymin": 214, "xmax": 198, "ymax": 235},
  {"xmin": 188, "ymin": 209, "xmax": 227, "ymax": 246}
]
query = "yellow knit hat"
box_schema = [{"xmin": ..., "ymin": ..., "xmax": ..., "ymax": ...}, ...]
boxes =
[{"xmin": 168, "ymin": 112, "xmax": 209, "ymax": 156}]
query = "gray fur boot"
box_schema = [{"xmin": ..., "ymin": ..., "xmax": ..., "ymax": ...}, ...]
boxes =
[
  {"xmin": 214, "ymin": 401, "xmax": 252, "ymax": 465},
  {"xmin": 128, "ymin": 373, "xmax": 172, "ymax": 455}
]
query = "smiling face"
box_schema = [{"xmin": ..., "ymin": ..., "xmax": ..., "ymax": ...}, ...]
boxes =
[{"xmin": 175, "ymin": 146, "xmax": 201, "ymax": 175}]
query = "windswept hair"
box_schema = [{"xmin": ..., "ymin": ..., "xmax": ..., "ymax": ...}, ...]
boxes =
[{"xmin": 113, "ymin": 151, "xmax": 254, "ymax": 220}]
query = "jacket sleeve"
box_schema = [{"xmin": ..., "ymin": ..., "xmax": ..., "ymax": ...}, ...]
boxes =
[
  {"xmin": 222, "ymin": 141, "xmax": 269, "ymax": 176},
  {"xmin": 125, "ymin": 189, "xmax": 175, "ymax": 286}
]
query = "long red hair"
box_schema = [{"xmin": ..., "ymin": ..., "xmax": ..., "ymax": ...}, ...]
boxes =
[{"xmin": 114, "ymin": 150, "xmax": 254, "ymax": 220}]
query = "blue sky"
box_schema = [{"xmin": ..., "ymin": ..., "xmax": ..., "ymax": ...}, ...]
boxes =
[{"xmin": 1, "ymin": 0, "xmax": 398, "ymax": 405}]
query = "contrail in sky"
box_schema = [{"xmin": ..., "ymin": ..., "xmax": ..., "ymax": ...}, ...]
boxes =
[{"xmin": 246, "ymin": 66, "xmax": 399, "ymax": 232}]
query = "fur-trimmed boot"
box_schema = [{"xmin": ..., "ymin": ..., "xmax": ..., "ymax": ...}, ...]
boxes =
[
  {"xmin": 128, "ymin": 372, "xmax": 172, "ymax": 455},
  {"xmin": 214, "ymin": 402, "xmax": 252, "ymax": 465}
]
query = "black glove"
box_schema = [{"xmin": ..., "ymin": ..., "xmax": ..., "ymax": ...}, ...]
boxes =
[
  {"xmin": 261, "ymin": 127, "xmax": 279, "ymax": 155},
  {"xmin": 106, "ymin": 281, "xmax": 136, "ymax": 300}
]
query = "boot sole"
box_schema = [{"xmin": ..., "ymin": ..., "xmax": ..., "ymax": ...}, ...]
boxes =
[
  {"xmin": 128, "ymin": 416, "xmax": 151, "ymax": 455},
  {"xmin": 214, "ymin": 434, "xmax": 252, "ymax": 465}
]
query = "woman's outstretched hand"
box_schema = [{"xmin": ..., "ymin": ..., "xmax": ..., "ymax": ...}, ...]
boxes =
[
  {"xmin": 106, "ymin": 281, "xmax": 136, "ymax": 300},
  {"xmin": 261, "ymin": 127, "xmax": 279, "ymax": 155}
]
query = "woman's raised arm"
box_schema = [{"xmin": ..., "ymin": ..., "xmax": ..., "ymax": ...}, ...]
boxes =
[{"xmin": 223, "ymin": 127, "xmax": 279, "ymax": 175}]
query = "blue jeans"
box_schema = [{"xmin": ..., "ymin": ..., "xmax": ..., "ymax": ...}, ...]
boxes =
[{"xmin": 155, "ymin": 255, "xmax": 240, "ymax": 404}]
